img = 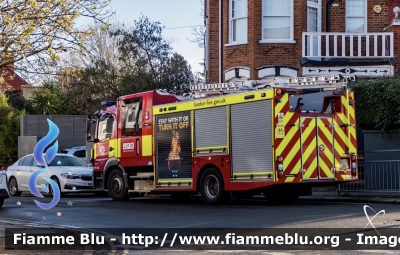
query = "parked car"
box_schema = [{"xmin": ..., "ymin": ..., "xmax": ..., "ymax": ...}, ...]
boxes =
[
  {"xmin": 0, "ymin": 166, "xmax": 10, "ymax": 207},
  {"xmin": 7, "ymin": 153, "xmax": 97, "ymax": 197},
  {"xmin": 61, "ymin": 146, "xmax": 88, "ymax": 163}
]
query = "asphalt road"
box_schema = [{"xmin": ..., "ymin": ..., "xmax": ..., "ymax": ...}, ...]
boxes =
[
  {"xmin": 1, "ymin": 193, "xmax": 400, "ymax": 255},
  {"xmin": 1, "ymin": 193, "xmax": 400, "ymax": 228}
]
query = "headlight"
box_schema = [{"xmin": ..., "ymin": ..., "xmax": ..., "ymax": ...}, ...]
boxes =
[{"xmin": 60, "ymin": 173, "xmax": 80, "ymax": 179}]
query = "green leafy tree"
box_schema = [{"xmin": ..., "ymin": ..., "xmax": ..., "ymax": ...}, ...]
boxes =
[
  {"xmin": 0, "ymin": 92, "xmax": 22, "ymax": 165},
  {"xmin": 112, "ymin": 15, "xmax": 195, "ymax": 95},
  {"xmin": 58, "ymin": 16, "xmax": 197, "ymax": 115},
  {"xmin": 5, "ymin": 91, "xmax": 27, "ymax": 111},
  {"xmin": 350, "ymin": 77, "xmax": 400, "ymax": 135},
  {"xmin": 27, "ymin": 82, "xmax": 71, "ymax": 115}
]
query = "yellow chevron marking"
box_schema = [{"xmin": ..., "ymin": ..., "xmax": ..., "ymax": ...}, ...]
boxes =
[
  {"xmin": 333, "ymin": 118, "xmax": 349, "ymax": 148},
  {"xmin": 303, "ymin": 156, "xmax": 318, "ymax": 179},
  {"xmin": 319, "ymin": 155, "xmax": 334, "ymax": 178},
  {"xmin": 276, "ymin": 123, "xmax": 299, "ymax": 155},
  {"xmin": 301, "ymin": 136, "xmax": 317, "ymax": 173},
  {"xmin": 284, "ymin": 134, "xmax": 302, "ymax": 183},
  {"xmin": 284, "ymin": 157, "xmax": 302, "ymax": 183},
  {"xmin": 274, "ymin": 94, "xmax": 287, "ymax": 118}
]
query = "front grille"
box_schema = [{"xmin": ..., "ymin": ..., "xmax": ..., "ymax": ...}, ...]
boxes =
[{"xmin": 80, "ymin": 175, "xmax": 92, "ymax": 181}]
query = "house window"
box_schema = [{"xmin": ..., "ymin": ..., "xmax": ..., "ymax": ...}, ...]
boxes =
[
  {"xmin": 229, "ymin": 0, "xmax": 248, "ymax": 44},
  {"xmin": 261, "ymin": 0, "xmax": 294, "ymax": 42},
  {"xmin": 346, "ymin": 0, "xmax": 367, "ymax": 33}
]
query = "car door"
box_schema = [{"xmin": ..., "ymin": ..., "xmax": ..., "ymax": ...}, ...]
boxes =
[
  {"xmin": 31, "ymin": 158, "xmax": 51, "ymax": 189},
  {"xmin": 18, "ymin": 155, "xmax": 34, "ymax": 190}
]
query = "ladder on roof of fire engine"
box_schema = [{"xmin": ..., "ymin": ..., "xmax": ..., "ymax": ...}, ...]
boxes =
[{"xmin": 189, "ymin": 74, "xmax": 357, "ymax": 95}]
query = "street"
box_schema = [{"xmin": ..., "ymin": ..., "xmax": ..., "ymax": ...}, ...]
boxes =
[
  {"xmin": 1, "ymin": 193, "xmax": 400, "ymax": 255},
  {"xmin": 2, "ymin": 193, "xmax": 400, "ymax": 228}
]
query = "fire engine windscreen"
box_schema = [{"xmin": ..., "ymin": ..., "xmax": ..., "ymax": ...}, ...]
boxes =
[{"xmin": 289, "ymin": 90, "xmax": 332, "ymax": 113}]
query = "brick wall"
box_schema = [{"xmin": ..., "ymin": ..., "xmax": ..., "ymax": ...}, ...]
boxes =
[{"xmin": 206, "ymin": 0, "xmax": 399, "ymax": 83}]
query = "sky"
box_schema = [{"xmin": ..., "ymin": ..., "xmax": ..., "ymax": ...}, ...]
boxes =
[{"xmin": 107, "ymin": 0, "xmax": 205, "ymax": 74}]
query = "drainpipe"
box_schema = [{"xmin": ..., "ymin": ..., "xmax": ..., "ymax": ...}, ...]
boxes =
[
  {"xmin": 219, "ymin": 0, "xmax": 222, "ymax": 83},
  {"xmin": 204, "ymin": 0, "xmax": 208, "ymax": 82},
  {"xmin": 326, "ymin": 0, "xmax": 335, "ymax": 32}
]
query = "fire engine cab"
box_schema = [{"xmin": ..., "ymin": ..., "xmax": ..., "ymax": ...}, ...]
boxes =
[{"xmin": 87, "ymin": 74, "xmax": 358, "ymax": 205}]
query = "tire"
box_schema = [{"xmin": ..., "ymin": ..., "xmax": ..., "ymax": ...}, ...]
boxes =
[
  {"xmin": 8, "ymin": 177, "xmax": 22, "ymax": 196},
  {"xmin": 199, "ymin": 168, "xmax": 225, "ymax": 205},
  {"xmin": 107, "ymin": 169, "xmax": 129, "ymax": 201},
  {"xmin": 0, "ymin": 198, "xmax": 4, "ymax": 207},
  {"xmin": 49, "ymin": 177, "xmax": 64, "ymax": 197}
]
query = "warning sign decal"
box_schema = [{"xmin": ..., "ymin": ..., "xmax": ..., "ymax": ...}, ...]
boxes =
[{"xmin": 275, "ymin": 123, "xmax": 285, "ymax": 138}]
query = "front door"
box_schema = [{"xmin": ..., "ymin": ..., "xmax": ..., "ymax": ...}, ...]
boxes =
[
  {"xmin": 307, "ymin": 0, "xmax": 321, "ymax": 60},
  {"xmin": 94, "ymin": 113, "xmax": 115, "ymax": 165},
  {"xmin": 300, "ymin": 117, "xmax": 336, "ymax": 180},
  {"xmin": 119, "ymin": 97, "xmax": 143, "ymax": 166}
]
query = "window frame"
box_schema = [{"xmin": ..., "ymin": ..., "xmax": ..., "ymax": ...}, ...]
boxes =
[
  {"xmin": 73, "ymin": 150, "xmax": 86, "ymax": 158},
  {"xmin": 22, "ymin": 156, "xmax": 33, "ymax": 167},
  {"xmin": 227, "ymin": 0, "xmax": 248, "ymax": 46},
  {"xmin": 260, "ymin": 0, "xmax": 295, "ymax": 44},
  {"xmin": 121, "ymin": 97, "xmax": 143, "ymax": 137},
  {"xmin": 97, "ymin": 114, "xmax": 114, "ymax": 142},
  {"xmin": 345, "ymin": 0, "xmax": 367, "ymax": 33}
]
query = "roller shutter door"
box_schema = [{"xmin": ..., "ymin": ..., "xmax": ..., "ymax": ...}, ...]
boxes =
[
  {"xmin": 195, "ymin": 106, "xmax": 227, "ymax": 149},
  {"xmin": 230, "ymin": 100, "xmax": 273, "ymax": 174}
]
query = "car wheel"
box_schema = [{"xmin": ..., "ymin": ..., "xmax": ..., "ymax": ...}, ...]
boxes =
[
  {"xmin": 49, "ymin": 177, "xmax": 64, "ymax": 197},
  {"xmin": 0, "ymin": 198, "xmax": 4, "ymax": 207},
  {"xmin": 107, "ymin": 169, "xmax": 129, "ymax": 201},
  {"xmin": 200, "ymin": 168, "xmax": 225, "ymax": 205},
  {"xmin": 8, "ymin": 177, "xmax": 22, "ymax": 196}
]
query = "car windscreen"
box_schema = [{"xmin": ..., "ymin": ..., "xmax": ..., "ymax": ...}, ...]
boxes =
[{"xmin": 46, "ymin": 155, "xmax": 87, "ymax": 167}]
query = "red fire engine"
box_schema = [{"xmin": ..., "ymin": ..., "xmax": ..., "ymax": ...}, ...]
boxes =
[{"xmin": 87, "ymin": 74, "xmax": 358, "ymax": 205}]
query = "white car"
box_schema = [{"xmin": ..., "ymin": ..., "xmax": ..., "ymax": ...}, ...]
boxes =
[
  {"xmin": 0, "ymin": 168, "xmax": 10, "ymax": 207},
  {"xmin": 61, "ymin": 146, "xmax": 92, "ymax": 166},
  {"xmin": 7, "ymin": 153, "xmax": 96, "ymax": 197}
]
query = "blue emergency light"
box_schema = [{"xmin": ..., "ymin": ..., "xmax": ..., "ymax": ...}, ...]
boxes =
[{"xmin": 101, "ymin": 101, "xmax": 117, "ymax": 106}]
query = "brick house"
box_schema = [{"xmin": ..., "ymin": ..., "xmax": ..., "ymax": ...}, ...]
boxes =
[
  {"xmin": 204, "ymin": 0, "xmax": 400, "ymax": 83},
  {"xmin": 0, "ymin": 68, "xmax": 34, "ymax": 98}
]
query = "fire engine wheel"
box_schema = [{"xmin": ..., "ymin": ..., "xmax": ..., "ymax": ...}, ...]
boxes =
[
  {"xmin": 0, "ymin": 198, "xmax": 3, "ymax": 208},
  {"xmin": 108, "ymin": 169, "xmax": 129, "ymax": 201},
  {"xmin": 200, "ymin": 168, "xmax": 225, "ymax": 205}
]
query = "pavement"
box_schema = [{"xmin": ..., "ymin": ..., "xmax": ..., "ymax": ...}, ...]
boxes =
[
  {"xmin": 1, "ymin": 189, "xmax": 400, "ymax": 255},
  {"xmin": 299, "ymin": 187, "xmax": 400, "ymax": 204}
]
